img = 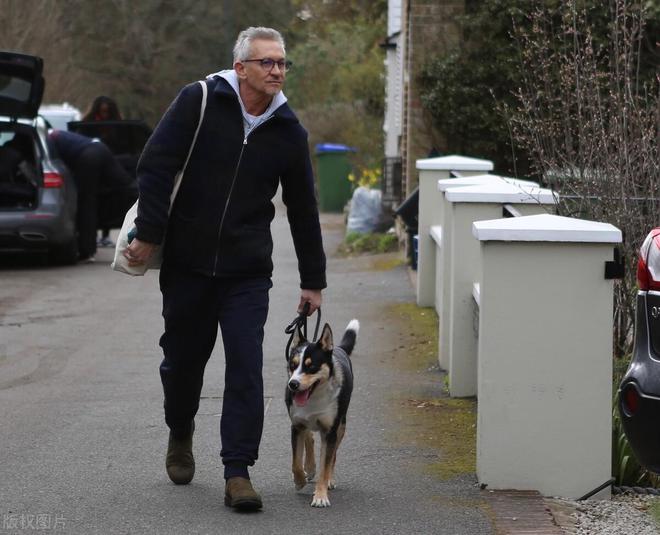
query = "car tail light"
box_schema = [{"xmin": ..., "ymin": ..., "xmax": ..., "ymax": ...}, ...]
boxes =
[
  {"xmin": 638, "ymin": 228, "xmax": 660, "ymax": 291},
  {"xmin": 621, "ymin": 383, "xmax": 641, "ymax": 416},
  {"xmin": 43, "ymin": 171, "xmax": 64, "ymax": 188}
]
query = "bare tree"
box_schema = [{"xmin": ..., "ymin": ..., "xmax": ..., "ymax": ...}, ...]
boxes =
[
  {"xmin": 0, "ymin": 0, "xmax": 83, "ymax": 104},
  {"xmin": 0, "ymin": 0, "xmax": 254, "ymax": 122},
  {"xmin": 62, "ymin": 0, "xmax": 227, "ymax": 121},
  {"xmin": 508, "ymin": 0, "xmax": 659, "ymax": 357}
]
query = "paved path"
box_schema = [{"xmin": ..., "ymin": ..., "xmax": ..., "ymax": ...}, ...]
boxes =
[{"xmin": 0, "ymin": 194, "xmax": 505, "ymax": 534}]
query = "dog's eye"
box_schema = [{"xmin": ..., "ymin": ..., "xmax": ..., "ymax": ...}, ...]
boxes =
[{"xmin": 304, "ymin": 362, "xmax": 319, "ymax": 373}]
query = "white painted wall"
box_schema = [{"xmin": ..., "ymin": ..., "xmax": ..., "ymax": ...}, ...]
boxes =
[
  {"xmin": 444, "ymin": 201, "xmax": 553, "ymax": 396},
  {"xmin": 433, "ymin": 175, "xmax": 504, "ymax": 369},
  {"xmin": 434, "ymin": 181, "xmax": 555, "ymax": 379},
  {"xmin": 473, "ymin": 214, "xmax": 621, "ymax": 498},
  {"xmin": 415, "ymin": 156, "xmax": 494, "ymax": 308},
  {"xmin": 476, "ymin": 241, "xmax": 615, "ymax": 498}
]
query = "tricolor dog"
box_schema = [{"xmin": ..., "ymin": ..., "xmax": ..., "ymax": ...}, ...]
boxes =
[{"xmin": 285, "ymin": 319, "xmax": 359, "ymax": 507}]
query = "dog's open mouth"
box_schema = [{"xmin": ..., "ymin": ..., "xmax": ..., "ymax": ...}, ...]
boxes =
[{"xmin": 293, "ymin": 380, "xmax": 319, "ymax": 407}]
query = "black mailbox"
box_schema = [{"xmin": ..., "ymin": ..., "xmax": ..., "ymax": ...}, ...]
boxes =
[{"xmin": 394, "ymin": 187, "xmax": 418, "ymax": 269}]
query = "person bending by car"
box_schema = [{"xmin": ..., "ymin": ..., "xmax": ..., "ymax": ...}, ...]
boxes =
[
  {"xmin": 123, "ymin": 26, "xmax": 326, "ymax": 511},
  {"xmin": 83, "ymin": 95, "xmax": 124, "ymax": 248},
  {"xmin": 48, "ymin": 129, "xmax": 136, "ymax": 262}
]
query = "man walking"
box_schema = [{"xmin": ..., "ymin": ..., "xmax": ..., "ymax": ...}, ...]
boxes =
[{"xmin": 125, "ymin": 27, "xmax": 326, "ymax": 510}]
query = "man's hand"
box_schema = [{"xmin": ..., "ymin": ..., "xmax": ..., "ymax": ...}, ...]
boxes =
[
  {"xmin": 298, "ymin": 289, "xmax": 322, "ymax": 316},
  {"xmin": 124, "ymin": 238, "xmax": 158, "ymax": 267}
]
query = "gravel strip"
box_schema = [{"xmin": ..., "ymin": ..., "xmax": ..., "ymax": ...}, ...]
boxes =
[{"xmin": 550, "ymin": 493, "xmax": 660, "ymax": 534}]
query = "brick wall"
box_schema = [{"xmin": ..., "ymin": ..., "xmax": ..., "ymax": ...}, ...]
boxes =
[{"xmin": 402, "ymin": 0, "xmax": 465, "ymax": 196}]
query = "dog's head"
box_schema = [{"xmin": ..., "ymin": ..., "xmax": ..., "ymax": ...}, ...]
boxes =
[{"xmin": 287, "ymin": 323, "xmax": 334, "ymax": 407}]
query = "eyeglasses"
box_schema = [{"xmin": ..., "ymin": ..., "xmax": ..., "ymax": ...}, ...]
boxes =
[{"xmin": 242, "ymin": 58, "xmax": 293, "ymax": 73}]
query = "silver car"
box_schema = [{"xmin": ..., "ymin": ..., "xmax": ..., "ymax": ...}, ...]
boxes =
[{"xmin": 0, "ymin": 51, "xmax": 78, "ymax": 264}]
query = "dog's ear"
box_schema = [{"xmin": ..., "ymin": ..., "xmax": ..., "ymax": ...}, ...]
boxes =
[
  {"xmin": 318, "ymin": 323, "xmax": 333, "ymax": 352},
  {"xmin": 292, "ymin": 324, "xmax": 306, "ymax": 348}
]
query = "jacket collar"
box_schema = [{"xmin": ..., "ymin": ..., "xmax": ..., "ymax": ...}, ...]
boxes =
[{"xmin": 207, "ymin": 73, "xmax": 298, "ymax": 123}]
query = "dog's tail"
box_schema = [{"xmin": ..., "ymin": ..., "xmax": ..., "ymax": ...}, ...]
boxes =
[{"xmin": 339, "ymin": 319, "xmax": 360, "ymax": 356}]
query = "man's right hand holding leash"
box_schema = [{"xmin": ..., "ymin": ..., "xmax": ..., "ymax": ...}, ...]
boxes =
[{"xmin": 299, "ymin": 289, "xmax": 322, "ymax": 316}]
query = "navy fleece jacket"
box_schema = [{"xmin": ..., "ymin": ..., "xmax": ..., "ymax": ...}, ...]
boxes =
[{"xmin": 135, "ymin": 77, "xmax": 326, "ymax": 289}]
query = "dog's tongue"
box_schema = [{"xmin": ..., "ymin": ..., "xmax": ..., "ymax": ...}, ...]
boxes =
[{"xmin": 294, "ymin": 389, "xmax": 312, "ymax": 407}]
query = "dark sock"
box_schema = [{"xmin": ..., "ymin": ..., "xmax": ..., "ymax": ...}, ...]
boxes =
[{"xmin": 224, "ymin": 462, "xmax": 249, "ymax": 480}]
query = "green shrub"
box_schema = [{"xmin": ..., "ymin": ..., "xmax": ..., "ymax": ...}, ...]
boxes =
[{"xmin": 338, "ymin": 232, "xmax": 398, "ymax": 256}]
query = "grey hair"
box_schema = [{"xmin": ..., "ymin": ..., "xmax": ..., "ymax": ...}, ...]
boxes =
[{"xmin": 233, "ymin": 27, "xmax": 286, "ymax": 63}]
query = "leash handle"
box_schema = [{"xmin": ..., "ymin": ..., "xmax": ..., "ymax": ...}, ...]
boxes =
[{"xmin": 284, "ymin": 303, "xmax": 321, "ymax": 360}]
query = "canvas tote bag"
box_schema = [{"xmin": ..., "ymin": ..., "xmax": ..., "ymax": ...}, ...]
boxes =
[{"xmin": 111, "ymin": 80, "xmax": 208, "ymax": 276}]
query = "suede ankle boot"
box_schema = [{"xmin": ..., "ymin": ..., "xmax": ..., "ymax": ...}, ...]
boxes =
[
  {"xmin": 165, "ymin": 423, "xmax": 195, "ymax": 485},
  {"xmin": 224, "ymin": 477, "xmax": 262, "ymax": 510}
]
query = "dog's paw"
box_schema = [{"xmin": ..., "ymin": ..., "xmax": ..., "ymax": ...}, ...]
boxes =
[
  {"xmin": 327, "ymin": 479, "xmax": 336, "ymax": 490},
  {"xmin": 304, "ymin": 459, "xmax": 316, "ymax": 481},
  {"xmin": 293, "ymin": 470, "xmax": 307, "ymax": 490},
  {"xmin": 311, "ymin": 493, "xmax": 331, "ymax": 507}
]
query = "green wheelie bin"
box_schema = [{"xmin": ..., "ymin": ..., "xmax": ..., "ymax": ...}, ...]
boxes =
[{"xmin": 315, "ymin": 143, "xmax": 356, "ymax": 212}]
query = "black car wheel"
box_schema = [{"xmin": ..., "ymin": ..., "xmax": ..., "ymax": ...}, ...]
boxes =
[{"xmin": 49, "ymin": 238, "xmax": 78, "ymax": 265}]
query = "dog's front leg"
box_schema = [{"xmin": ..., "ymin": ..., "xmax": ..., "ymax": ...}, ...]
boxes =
[
  {"xmin": 291, "ymin": 425, "xmax": 307, "ymax": 490},
  {"xmin": 311, "ymin": 430, "xmax": 337, "ymax": 507}
]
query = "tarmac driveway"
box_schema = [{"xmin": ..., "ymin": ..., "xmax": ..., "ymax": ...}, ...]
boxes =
[{"xmin": 0, "ymin": 194, "xmax": 493, "ymax": 534}]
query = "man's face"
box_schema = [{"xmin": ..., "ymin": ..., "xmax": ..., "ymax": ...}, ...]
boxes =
[{"xmin": 236, "ymin": 39, "xmax": 287, "ymax": 98}]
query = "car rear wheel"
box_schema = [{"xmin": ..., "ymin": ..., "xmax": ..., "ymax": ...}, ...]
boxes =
[{"xmin": 49, "ymin": 238, "xmax": 78, "ymax": 265}]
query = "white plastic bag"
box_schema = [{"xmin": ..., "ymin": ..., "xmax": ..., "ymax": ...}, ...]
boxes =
[
  {"xmin": 111, "ymin": 201, "xmax": 163, "ymax": 275},
  {"xmin": 347, "ymin": 187, "xmax": 386, "ymax": 233}
]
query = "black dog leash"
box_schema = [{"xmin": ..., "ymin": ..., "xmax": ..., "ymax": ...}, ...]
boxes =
[{"xmin": 284, "ymin": 302, "xmax": 321, "ymax": 361}]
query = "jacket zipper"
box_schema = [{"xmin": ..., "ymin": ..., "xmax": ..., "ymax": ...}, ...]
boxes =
[
  {"xmin": 212, "ymin": 115, "xmax": 275, "ymax": 276},
  {"xmin": 212, "ymin": 136, "xmax": 247, "ymax": 276}
]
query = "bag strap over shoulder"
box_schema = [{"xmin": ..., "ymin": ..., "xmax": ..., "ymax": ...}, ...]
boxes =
[{"xmin": 169, "ymin": 80, "xmax": 208, "ymax": 204}]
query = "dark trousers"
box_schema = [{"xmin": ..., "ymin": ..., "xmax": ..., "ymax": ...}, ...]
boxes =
[
  {"xmin": 97, "ymin": 185, "xmax": 137, "ymax": 229},
  {"xmin": 158, "ymin": 266, "xmax": 272, "ymax": 479},
  {"xmin": 71, "ymin": 143, "xmax": 135, "ymax": 258}
]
